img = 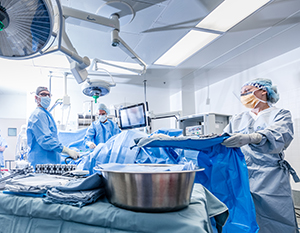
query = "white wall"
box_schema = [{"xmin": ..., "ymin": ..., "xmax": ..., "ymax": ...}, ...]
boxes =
[
  {"xmin": 0, "ymin": 94, "xmax": 27, "ymax": 166},
  {"xmin": 170, "ymin": 91, "xmax": 182, "ymax": 128},
  {"xmin": 0, "ymin": 119, "xmax": 27, "ymax": 167},
  {"xmin": 0, "ymin": 94, "xmax": 27, "ymax": 119},
  {"xmin": 194, "ymin": 46, "xmax": 300, "ymax": 191}
]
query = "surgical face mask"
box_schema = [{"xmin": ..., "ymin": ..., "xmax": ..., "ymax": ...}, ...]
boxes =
[
  {"xmin": 39, "ymin": 96, "xmax": 51, "ymax": 109},
  {"xmin": 240, "ymin": 89, "xmax": 267, "ymax": 109},
  {"xmin": 99, "ymin": 115, "xmax": 107, "ymax": 122}
]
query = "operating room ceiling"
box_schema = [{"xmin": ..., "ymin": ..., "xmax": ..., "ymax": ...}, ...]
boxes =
[{"xmin": 1, "ymin": 0, "xmax": 300, "ymax": 94}]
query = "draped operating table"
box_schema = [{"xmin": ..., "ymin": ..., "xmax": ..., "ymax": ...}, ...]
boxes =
[{"xmin": 0, "ymin": 183, "xmax": 228, "ymax": 233}]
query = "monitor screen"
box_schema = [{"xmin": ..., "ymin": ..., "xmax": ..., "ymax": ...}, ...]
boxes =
[{"xmin": 119, "ymin": 103, "xmax": 147, "ymax": 130}]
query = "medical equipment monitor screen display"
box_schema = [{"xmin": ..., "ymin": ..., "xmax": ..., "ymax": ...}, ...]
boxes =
[{"xmin": 119, "ymin": 103, "xmax": 147, "ymax": 130}]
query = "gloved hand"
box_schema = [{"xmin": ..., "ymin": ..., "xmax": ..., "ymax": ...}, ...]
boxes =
[
  {"xmin": 87, "ymin": 141, "xmax": 96, "ymax": 149},
  {"xmin": 62, "ymin": 146, "xmax": 80, "ymax": 160},
  {"xmin": 221, "ymin": 133, "xmax": 262, "ymax": 148}
]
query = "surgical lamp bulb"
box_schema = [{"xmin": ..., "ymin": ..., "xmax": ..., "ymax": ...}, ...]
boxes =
[{"xmin": 92, "ymin": 95, "xmax": 100, "ymax": 103}]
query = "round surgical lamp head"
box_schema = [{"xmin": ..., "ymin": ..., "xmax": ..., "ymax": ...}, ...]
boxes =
[
  {"xmin": 82, "ymin": 79, "xmax": 111, "ymax": 103},
  {"xmin": 0, "ymin": 0, "xmax": 54, "ymax": 58}
]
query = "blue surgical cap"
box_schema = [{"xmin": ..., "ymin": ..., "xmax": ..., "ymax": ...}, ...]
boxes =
[
  {"xmin": 242, "ymin": 78, "xmax": 279, "ymax": 103},
  {"xmin": 98, "ymin": 103, "xmax": 110, "ymax": 114}
]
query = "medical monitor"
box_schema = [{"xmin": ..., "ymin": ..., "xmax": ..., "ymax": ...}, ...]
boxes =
[{"xmin": 119, "ymin": 103, "xmax": 147, "ymax": 130}]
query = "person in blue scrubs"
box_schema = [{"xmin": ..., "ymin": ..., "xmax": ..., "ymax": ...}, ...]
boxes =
[
  {"xmin": 0, "ymin": 131, "xmax": 8, "ymax": 167},
  {"xmin": 84, "ymin": 103, "xmax": 121, "ymax": 149},
  {"xmin": 27, "ymin": 87, "xmax": 80, "ymax": 169},
  {"xmin": 222, "ymin": 79, "xmax": 299, "ymax": 233}
]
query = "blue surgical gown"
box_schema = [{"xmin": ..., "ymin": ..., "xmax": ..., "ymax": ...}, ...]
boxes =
[
  {"xmin": 0, "ymin": 136, "xmax": 8, "ymax": 167},
  {"xmin": 223, "ymin": 106, "xmax": 299, "ymax": 233},
  {"xmin": 27, "ymin": 107, "xmax": 63, "ymax": 169},
  {"xmin": 83, "ymin": 119, "xmax": 121, "ymax": 147}
]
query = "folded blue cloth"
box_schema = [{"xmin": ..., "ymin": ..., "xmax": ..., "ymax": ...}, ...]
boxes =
[
  {"xmin": 3, "ymin": 190, "xmax": 46, "ymax": 198},
  {"xmin": 43, "ymin": 188, "xmax": 105, "ymax": 207},
  {"xmin": 43, "ymin": 173, "xmax": 105, "ymax": 207},
  {"xmin": 56, "ymin": 173, "xmax": 104, "ymax": 191}
]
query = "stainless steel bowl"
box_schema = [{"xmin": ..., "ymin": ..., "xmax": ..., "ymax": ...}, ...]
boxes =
[{"xmin": 100, "ymin": 164, "xmax": 204, "ymax": 212}]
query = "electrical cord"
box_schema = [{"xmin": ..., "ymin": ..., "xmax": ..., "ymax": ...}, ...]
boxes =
[{"xmin": 64, "ymin": 156, "xmax": 73, "ymax": 164}]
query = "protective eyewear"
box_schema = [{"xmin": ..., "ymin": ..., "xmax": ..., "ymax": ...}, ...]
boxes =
[
  {"xmin": 240, "ymin": 92, "xmax": 252, "ymax": 96},
  {"xmin": 39, "ymin": 92, "xmax": 51, "ymax": 97},
  {"xmin": 240, "ymin": 88, "xmax": 262, "ymax": 96}
]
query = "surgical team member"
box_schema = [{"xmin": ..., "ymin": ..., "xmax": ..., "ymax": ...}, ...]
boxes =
[
  {"xmin": 84, "ymin": 103, "xmax": 121, "ymax": 149},
  {"xmin": 15, "ymin": 124, "xmax": 28, "ymax": 161},
  {"xmin": 222, "ymin": 79, "xmax": 299, "ymax": 233},
  {"xmin": 0, "ymin": 130, "xmax": 8, "ymax": 167},
  {"xmin": 27, "ymin": 87, "xmax": 80, "ymax": 169}
]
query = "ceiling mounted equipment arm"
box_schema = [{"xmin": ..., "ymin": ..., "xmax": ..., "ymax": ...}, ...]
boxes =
[
  {"xmin": 89, "ymin": 58, "xmax": 146, "ymax": 75},
  {"xmin": 62, "ymin": 6, "xmax": 146, "ymax": 73},
  {"xmin": 111, "ymin": 29, "xmax": 146, "ymax": 74},
  {"xmin": 62, "ymin": 6, "xmax": 120, "ymax": 30},
  {"xmin": 60, "ymin": 17, "xmax": 90, "ymax": 84}
]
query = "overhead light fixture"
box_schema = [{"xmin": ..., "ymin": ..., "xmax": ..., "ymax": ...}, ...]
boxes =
[
  {"xmin": 155, "ymin": 0, "xmax": 271, "ymax": 67},
  {"xmin": 154, "ymin": 30, "xmax": 220, "ymax": 66},
  {"xmin": 196, "ymin": 0, "xmax": 271, "ymax": 32}
]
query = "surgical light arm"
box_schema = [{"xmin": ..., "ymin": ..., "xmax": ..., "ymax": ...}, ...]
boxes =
[
  {"xmin": 60, "ymin": 17, "xmax": 90, "ymax": 83},
  {"xmin": 111, "ymin": 29, "xmax": 146, "ymax": 74},
  {"xmin": 89, "ymin": 58, "xmax": 145, "ymax": 75},
  {"xmin": 39, "ymin": 2, "xmax": 91, "ymax": 84},
  {"xmin": 62, "ymin": 6, "xmax": 146, "ymax": 74},
  {"xmin": 62, "ymin": 6, "xmax": 120, "ymax": 31}
]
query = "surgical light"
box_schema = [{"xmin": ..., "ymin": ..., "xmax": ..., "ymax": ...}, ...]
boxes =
[
  {"xmin": 0, "ymin": 0, "xmax": 146, "ymax": 86},
  {"xmin": 154, "ymin": 30, "xmax": 220, "ymax": 67},
  {"xmin": 81, "ymin": 69, "xmax": 116, "ymax": 102},
  {"xmin": 82, "ymin": 79, "xmax": 112, "ymax": 103},
  {"xmin": 196, "ymin": 0, "xmax": 272, "ymax": 32}
]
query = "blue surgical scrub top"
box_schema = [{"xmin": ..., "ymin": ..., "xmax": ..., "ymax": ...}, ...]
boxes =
[
  {"xmin": 27, "ymin": 107, "xmax": 63, "ymax": 169},
  {"xmin": 84, "ymin": 119, "xmax": 121, "ymax": 147}
]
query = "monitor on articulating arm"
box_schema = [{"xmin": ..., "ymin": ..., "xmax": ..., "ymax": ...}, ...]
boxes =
[{"xmin": 119, "ymin": 103, "xmax": 147, "ymax": 130}]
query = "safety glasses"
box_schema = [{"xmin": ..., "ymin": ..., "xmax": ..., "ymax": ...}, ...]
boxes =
[
  {"xmin": 240, "ymin": 91, "xmax": 252, "ymax": 96},
  {"xmin": 240, "ymin": 88, "xmax": 262, "ymax": 96},
  {"xmin": 39, "ymin": 92, "xmax": 51, "ymax": 97}
]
